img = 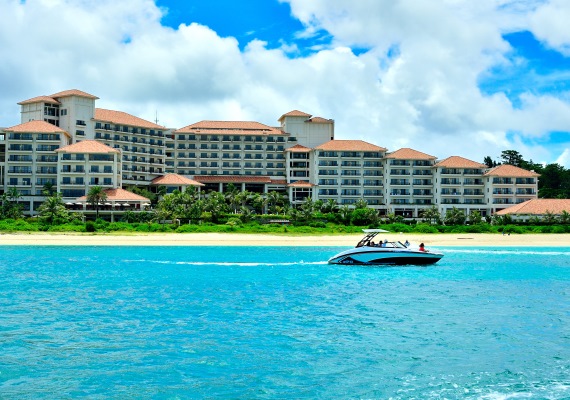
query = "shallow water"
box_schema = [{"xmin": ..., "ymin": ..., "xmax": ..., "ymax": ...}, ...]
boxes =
[{"xmin": 1, "ymin": 246, "xmax": 569, "ymax": 399}]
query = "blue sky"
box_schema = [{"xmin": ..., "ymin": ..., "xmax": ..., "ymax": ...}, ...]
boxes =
[
  {"xmin": 1, "ymin": 0, "xmax": 570, "ymax": 166},
  {"xmin": 156, "ymin": 0, "xmax": 306, "ymax": 50}
]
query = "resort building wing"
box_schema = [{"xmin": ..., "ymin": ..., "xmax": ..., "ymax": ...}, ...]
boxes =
[{"xmin": 0, "ymin": 89, "xmax": 540, "ymax": 217}]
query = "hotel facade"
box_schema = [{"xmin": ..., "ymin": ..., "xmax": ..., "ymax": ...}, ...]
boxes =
[{"xmin": 0, "ymin": 89, "xmax": 539, "ymax": 217}]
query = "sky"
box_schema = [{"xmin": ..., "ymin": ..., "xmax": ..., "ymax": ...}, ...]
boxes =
[{"xmin": 1, "ymin": 0, "xmax": 570, "ymax": 167}]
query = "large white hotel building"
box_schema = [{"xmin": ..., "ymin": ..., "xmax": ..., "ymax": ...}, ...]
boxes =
[{"xmin": 0, "ymin": 89, "xmax": 539, "ymax": 217}]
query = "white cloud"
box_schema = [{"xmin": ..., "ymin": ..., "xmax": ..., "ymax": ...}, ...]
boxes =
[
  {"xmin": 1, "ymin": 0, "xmax": 570, "ymax": 167},
  {"xmin": 528, "ymin": 0, "xmax": 570, "ymax": 55},
  {"xmin": 555, "ymin": 148, "xmax": 570, "ymax": 168}
]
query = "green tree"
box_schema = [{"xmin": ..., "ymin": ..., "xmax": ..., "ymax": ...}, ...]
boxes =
[
  {"xmin": 500, "ymin": 150, "xmax": 525, "ymax": 167},
  {"xmin": 542, "ymin": 210, "xmax": 557, "ymax": 225},
  {"xmin": 444, "ymin": 207, "xmax": 466, "ymax": 225},
  {"xmin": 42, "ymin": 182, "xmax": 56, "ymax": 196},
  {"xmin": 351, "ymin": 208, "xmax": 378, "ymax": 226},
  {"xmin": 483, "ymin": 156, "xmax": 497, "ymax": 168},
  {"xmin": 421, "ymin": 206, "xmax": 441, "ymax": 225},
  {"xmin": 559, "ymin": 210, "xmax": 570, "ymax": 225},
  {"xmin": 37, "ymin": 192, "xmax": 73, "ymax": 225},
  {"xmin": 204, "ymin": 191, "xmax": 228, "ymax": 223},
  {"xmin": 338, "ymin": 205, "xmax": 352, "ymax": 224},
  {"xmin": 250, "ymin": 193, "xmax": 267, "ymax": 214},
  {"xmin": 86, "ymin": 186, "xmax": 107, "ymax": 220},
  {"xmin": 469, "ymin": 210, "xmax": 483, "ymax": 224},
  {"xmin": 0, "ymin": 188, "xmax": 23, "ymax": 219},
  {"xmin": 299, "ymin": 197, "xmax": 314, "ymax": 220},
  {"xmin": 354, "ymin": 198, "xmax": 369, "ymax": 210},
  {"xmin": 267, "ymin": 191, "xmax": 286, "ymax": 214},
  {"xmin": 321, "ymin": 199, "xmax": 339, "ymax": 214}
]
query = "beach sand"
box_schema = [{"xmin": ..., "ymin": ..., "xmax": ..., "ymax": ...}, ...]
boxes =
[{"xmin": 0, "ymin": 232, "xmax": 569, "ymax": 247}]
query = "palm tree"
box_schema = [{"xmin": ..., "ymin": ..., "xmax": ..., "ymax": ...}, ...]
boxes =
[
  {"xmin": 421, "ymin": 206, "xmax": 441, "ymax": 225},
  {"xmin": 444, "ymin": 207, "xmax": 466, "ymax": 225},
  {"xmin": 469, "ymin": 210, "xmax": 483, "ymax": 224},
  {"xmin": 87, "ymin": 186, "xmax": 107, "ymax": 220},
  {"xmin": 1, "ymin": 188, "xmax": 23, "ymax": 219},
  {"xmin": 267, "ymin": 191, "xmax": 285, "ymax": 214},
  {"xmin": 38, "ymin": 192, "xmax": 71, "ymax": 225},
  {"xmin": 204, "ymin": 191, "xmax": 228, "ymax": 223},
  {"xmin": 354, "ymin": 198, "xmax": 369, "ymax": 210},
  {"xmin": 42, "ymin": 182, "xmax": 56, "ymax": 196},
  {"xmin": 321, "ymin": 199, "xmax": 338, "ymax": 214},
  {"xmin": 338, "ymin": 205, "xmax": 351, "ymax": 224}
]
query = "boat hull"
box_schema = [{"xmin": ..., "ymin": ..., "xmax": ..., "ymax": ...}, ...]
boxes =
[{"xmin": 328, "ymin": 248, "xmax": 443, "ymax": 266}]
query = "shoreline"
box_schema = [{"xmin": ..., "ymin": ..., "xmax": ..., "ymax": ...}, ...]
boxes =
[{"xmin": 1, "ymin": 232, "xmax": 569, "ymax": 247}]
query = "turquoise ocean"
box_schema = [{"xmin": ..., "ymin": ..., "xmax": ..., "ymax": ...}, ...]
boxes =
[{"xmin": 1, "ymin": 245, "xmax": 569, "ymax": 399}]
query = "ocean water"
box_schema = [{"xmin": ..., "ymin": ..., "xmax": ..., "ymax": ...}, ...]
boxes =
[{"xmin": 1, "ymin": 245, "xmax": 569, "ymax": 399}]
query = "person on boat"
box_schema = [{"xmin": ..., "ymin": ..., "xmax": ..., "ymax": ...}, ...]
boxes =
[
  {"xmin": 419, "ymin": 243, "xmax": 426, "ymax": 252},
  {"xmin": 404, "ymin": 240, "xmax": 410, "ymax": 247}
]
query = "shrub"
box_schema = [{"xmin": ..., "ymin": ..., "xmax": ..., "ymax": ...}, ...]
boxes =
[
  {"xmin": 85, "ymin": 221, "xmax": 96, "ymax": 232},
  {"xmin": 414, "ymin": 223, "xmax": 439, "ymax": 233},
  {"xmin": 382, "ymin": 223, "xmax": 413, "ymax": 233}
]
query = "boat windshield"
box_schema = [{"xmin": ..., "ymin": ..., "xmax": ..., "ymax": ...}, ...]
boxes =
[{"xmin": 356, "ymin": 234, "xmax": 408, "ymax": 249}]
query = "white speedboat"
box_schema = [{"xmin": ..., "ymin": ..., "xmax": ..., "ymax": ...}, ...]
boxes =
[{"xmin": 328, "ymin": 229, "xmax": 443, "ymax": 266}]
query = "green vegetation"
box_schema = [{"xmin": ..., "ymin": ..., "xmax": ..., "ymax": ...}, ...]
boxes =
[{"xmin": 0, "ymin": 190, "xmax": 567, "ymax": 234}]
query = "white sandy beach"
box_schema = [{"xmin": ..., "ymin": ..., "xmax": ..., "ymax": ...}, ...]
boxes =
[{"xmin": 0, "ymin": 232, "xmax": 569, "ymax": 247}]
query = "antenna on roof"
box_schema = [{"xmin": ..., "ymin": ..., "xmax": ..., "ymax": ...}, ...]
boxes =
[{"xmin": 154, "ymin": 110, "xmax": 159, "ymax": 125}]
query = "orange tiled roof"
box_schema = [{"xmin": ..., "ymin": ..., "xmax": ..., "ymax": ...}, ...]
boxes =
[
  {"xmin": 495, "ymin": 199, "xmax": 570, "ymax": 215},
  {"xmin": 484, "ymin": 164, "xmax": 540, "ymax": 177},
  {"xmin": 5, "ymin": 120, "xmax": 68, "ymax": 134},
  {"xmin": 95, "ymin": 108, "xmax": 165, "ymax": 129},
  {"xmin": 434, "ymin": 156, "xmax": 487, "ymax": 168},
  {"xmin": 285, "ymin": 144, "xmax": 312, "ymax": 153},
  {"xmin": 315, "ymin": 140, "xmax": 387, "ymax": 152},
  {"xmin": 385, "ymin": 148, "xmax": 437, "ymax": 160},
  {"xmin": 278, "ymin": 110, "xmax": 312, "ymax": 121},
  {"xmin": 50, "ymin": 89, "xmax": 99, "ymax": 100},
  {"xmin": 176, "ymin": 120, "xmax": 284, "ymax": 135},
  {"xmin": 17, "ymin": 95, "xmax": 61, "ymax": 106},
  {"xmin": 194, "ymin": 175, "xmax": 273, "ymax": 183},
  {"xmin": 306, "ymin": 117, "xmax": 333, "ymax": 123},
  {"xmin": 151, "ymin": 174, "xmax": 204, "ymax": 186},
  {"xmin": 56, "ymin": 139, "xmax": 120, "ymax": 154},
  {"xmin": 287, "ymin": 181, "xmax": 316, "ymax": 187},
  {"xmin": 269, "ymin": 179, "xmax": 287, "ymax": 185},
  {"xmin": 77, "ymin": 188, "xmax": 149, "ymax": 202}
]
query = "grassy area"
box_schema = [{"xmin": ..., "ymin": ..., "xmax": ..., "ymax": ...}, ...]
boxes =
[{"xmin": 1, "ymin": 218, "xmax": 569, "ymax": 235}]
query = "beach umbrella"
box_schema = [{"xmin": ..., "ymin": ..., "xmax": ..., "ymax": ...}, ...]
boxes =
[
  {"xmin": 65, "ymin": 202, "xmax": 74, "ymax": 205},
  {"xmin": 122, "ymin": 203, "xmax": 131, "ymax": 206}
]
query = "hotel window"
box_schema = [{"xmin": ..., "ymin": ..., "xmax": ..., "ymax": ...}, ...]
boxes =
[
  {"xmin": 90, "ymin": 166, "xmax": 100, "ymax": 173},
  {"xmin": 60, "ymin": 109, "xmax": 67, "ymax": 116},
  {"xmin": 62, "ymin": 177, "xmax": 71, "ymax": 184}
]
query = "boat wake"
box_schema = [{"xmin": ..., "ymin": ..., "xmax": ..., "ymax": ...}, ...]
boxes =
[
  {"xmin": 123, "ymin": 260, "xmax": 329, "ymax": 267},
  {"xmin": 442, "ymin": 248, "xmax": 570, "ymax": 256}
]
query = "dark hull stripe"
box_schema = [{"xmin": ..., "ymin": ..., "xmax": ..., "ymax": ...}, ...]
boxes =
[{"xmin": 329, "ymin": 255, "xmax": 442, "ymax": 266}]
